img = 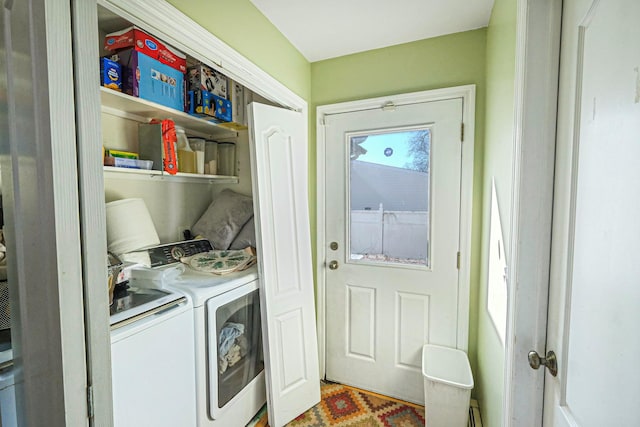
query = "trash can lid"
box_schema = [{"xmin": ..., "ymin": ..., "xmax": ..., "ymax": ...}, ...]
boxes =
[{"xmin": 422, "ymin": 344, "xmax": 474, "ymax": 389}]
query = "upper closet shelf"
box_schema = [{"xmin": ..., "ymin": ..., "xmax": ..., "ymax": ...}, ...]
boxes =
[
  {"xmin": 100, "ymin": 87, "xmax": 237, "ymax": 139},
  {"xmin": 103, "ymin": 166, "xmax": 239, "ymax": 184}
]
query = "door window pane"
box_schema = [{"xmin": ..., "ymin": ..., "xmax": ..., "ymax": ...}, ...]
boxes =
[
  {"xmin": 216, "ymin": 289, "xmax": 263, "ymax": 408},
  {"xmin": 348, "ymin": 128, "xmax": 431, "ymax": 267}
]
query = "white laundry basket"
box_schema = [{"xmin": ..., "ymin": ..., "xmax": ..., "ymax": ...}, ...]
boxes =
[{"xmin": 422, "ymin": 344, "xmax": 474, "ymax": 427}]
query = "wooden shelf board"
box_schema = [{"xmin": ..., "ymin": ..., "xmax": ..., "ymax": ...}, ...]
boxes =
[
  {"xmin": 100, "ymin": 87, "xmax": 237, "ymax": 139},
  {"xmin": 103, "ymin": 166, "xmax": 239, "ymax": 184}
]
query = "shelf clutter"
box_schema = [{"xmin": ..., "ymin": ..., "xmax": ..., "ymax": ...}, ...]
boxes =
[{"xmin": 100, "ymin": 25, "xmax": 248, "ymax": 179}]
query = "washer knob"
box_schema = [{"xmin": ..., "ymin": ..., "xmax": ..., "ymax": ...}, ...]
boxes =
[{"xmin": 171, "ymin": 246, "xmax": 186, "ymax": 260}]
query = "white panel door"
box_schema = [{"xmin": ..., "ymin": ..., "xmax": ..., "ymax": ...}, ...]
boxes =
[
  {"xmin": 544, "ymin": 0, "xmax": 640, "ymax": 425},
  {"xmin": 324, "ymin": 97, "xmax": 464, "ymax": 404},
  {"xmin": 248, "ymin": 102, "xmax": 320, "ymax": 427}
]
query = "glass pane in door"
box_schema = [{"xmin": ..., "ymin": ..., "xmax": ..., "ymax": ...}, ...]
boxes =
[
  {"xmin": 216, "ymin": 289, "xmax": 263, "ymax": 408},
  {"xmin": 348, "ymin": 128, "xmax": 431, "ymax": 267}
]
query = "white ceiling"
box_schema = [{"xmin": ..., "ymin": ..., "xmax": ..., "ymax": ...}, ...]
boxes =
[{"xmin": 249, "ymin": 0, "xmax": 495, "ymax": 62}]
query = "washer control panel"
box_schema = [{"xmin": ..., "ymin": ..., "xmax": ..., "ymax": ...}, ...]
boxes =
[{"xmin": 146, "ymin": 239, "xmax": 213, "ymax": 267}]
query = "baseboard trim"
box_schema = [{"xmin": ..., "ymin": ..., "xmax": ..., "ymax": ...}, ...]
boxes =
[{"xmin": 469, "ymin": 399, "xmax": 483, "ymax": 427}]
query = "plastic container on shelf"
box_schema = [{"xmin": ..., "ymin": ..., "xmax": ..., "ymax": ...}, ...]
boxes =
[
  {"xmin": 217, "ymin": 142, "xmax": 236, "ymax": 176},
  {"xmin": 104, "ymin": 157, "xmax": 153, "ymax": 170},
  {"xmin": 175, "ymin": 126, "xmax": 196, "ymax": 174},
  {"xmin": 188, "ymin": 138, "xmax": 205, "ymax": 174},
  {"xmin": 422, "ymin": 344, "xmax": 474, "ymax": 427},
  {"xmin": 204, "ymin": 140, "xmax": 218, "ymax": 175}
]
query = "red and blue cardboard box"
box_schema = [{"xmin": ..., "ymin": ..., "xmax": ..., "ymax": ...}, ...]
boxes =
[
  {"xmin": 115, "ymin": 48, "xmax": 184, "ymax": 111},
  {"xmin": 104, "ymin": 26, "xmax": 187, "ymax": 73}
]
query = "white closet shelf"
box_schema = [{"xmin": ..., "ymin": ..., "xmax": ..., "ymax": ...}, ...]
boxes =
[
  {"xmin": 100, "ymin": 87, "xmax": 237, "ymax": 139},
  {"xmin": 103, "ymin": 166, "xmax": 239, "ymax": 184}
]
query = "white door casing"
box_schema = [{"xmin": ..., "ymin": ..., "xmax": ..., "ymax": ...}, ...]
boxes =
[
  {"xmin": 543, "ymin": 0, "xmax": 640, "ymax": 425},
  {"xmin": 249, "ymin": 102, "xmax": 321, "ymax": 427},
  {"xmin": 503, "ymin": 0, "xmax": 561, "ymax": 423},
  {"xmin": 317, "ymin": 86, "xmax": 475, "ymax": 404}
]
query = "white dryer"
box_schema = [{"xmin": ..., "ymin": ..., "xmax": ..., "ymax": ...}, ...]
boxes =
[{"xmin": 132, "ymin": 240, "xmax": 266, "ymax": 427}]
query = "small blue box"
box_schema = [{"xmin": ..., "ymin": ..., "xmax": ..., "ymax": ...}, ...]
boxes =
[
  {"xmin": 116, "ymin": 49, "xmax": 184, "ymax": 111},
  {"xmin": 211, "ymin": 94, "xmax": 232, "ymax": 122},
  {"xmin": 187, "ymin": 90, "xmax": 232, "ymax": 122},
  {"xmin": 187, "ymin": 89, "xmax": 214, "ymax": 117},
  {"xmin": 100, "ymin": 57, "xmax": 121, "ymax": 91}
]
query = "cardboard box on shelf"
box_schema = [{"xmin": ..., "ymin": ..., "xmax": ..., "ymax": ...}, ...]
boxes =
[
  {"xmin": 104, "ymin": 149, "xmax": 138, "ymax": 159},
  {"xmin": 137, "ymin": 121, "xmax": 180, "ymax": 174},
  {"xmin": 138, "ymin": 123, "xmax": 166, "ymax": 172},
  {"xmin": 187, "ymin": 89, "xmax": 232, "ymax": 123},
  {"xmin": 211, "ymin": 94, "xmax": 232, "ymax": 122},
  {"xmin": 104, "ymin": 26, "xmax": 186, "ymax": 72},
  {"xmin": 219, "ymin": 80, "xmax": 248, "ymax": 130},
  {"xmin": 115, "ymin": 49, "xmax": 184, "ymax": 112},
  {"xmin": 186, "ymin": 89, "xmax": 215, "ymax": 117},
  {"xmin": 100, "ymin": 57, "xmax": 122, "ymax": 91},
  {"xmin": 187, "ymin": 64, "xmax": 228, "ymax": 99}
]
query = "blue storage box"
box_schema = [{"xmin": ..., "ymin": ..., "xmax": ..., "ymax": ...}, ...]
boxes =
[
  {"xmin": 187, "ymin": 89, "xmax": 215, "ymax": 117},
  {"xmin": 116, "ymin": 48, "xmax": 184, "ymax": 111},
  {"xmin": 212, "ymin": 95, "xmax": 232, "ymax": 122},
  {"xmin": 187, "ymin": 90, "xmax": 232, "ymax": 122}
]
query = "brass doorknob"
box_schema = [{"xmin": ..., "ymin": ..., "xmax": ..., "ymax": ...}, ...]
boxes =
[
  {"xmin": 528, "ymin": 350, "xmax": 557, "ymax": 376},
  {"xmin": 328, "ymin": 260, "xmax": 339, "ymax": 270}
]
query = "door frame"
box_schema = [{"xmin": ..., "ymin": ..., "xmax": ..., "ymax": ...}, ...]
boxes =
[
  {"xmin": 503, "ymin": 0, "xmax": 562, "ymax": 424},
  {"xmin": 316, "ymin": 85, "xmax": 476, "ymax": 377}
]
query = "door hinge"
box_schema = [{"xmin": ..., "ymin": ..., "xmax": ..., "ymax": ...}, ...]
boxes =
[
  {"xmin": 460, "ymin": 123, "xmax": 465, "ymax": 142},
  {"xmin": 456, "ymin": 251, "xmax": 461, "ymax": 269},
  {"xmin": 87, "ymin": 385, "xmax": 94, "ymax": 419}
]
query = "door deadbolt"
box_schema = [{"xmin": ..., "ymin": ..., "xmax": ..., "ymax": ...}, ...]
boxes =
[
  {"xmin": 528, "ymin": 350, "xmax": 558, "ymax": 377},
  {"xmin": 328, "ymin": 260, "xmax": 339, "ymax": 270},
  {"xmin": 330, "ymin": 242, "xmax": 338, "ymax": 250}
]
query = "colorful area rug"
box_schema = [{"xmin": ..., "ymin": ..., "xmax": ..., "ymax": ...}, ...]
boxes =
[{"xmin": 283, "ymin": 382, "xmax": 425, "ymax": 427}]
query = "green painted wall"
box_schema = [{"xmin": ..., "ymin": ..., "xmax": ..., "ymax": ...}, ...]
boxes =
[
  {"xmin": 161, "ymin": 4, "xmax": 515, "ymax": 424},
  {"xmin": 476, "ymin": 0, "xmax": 517, "ymax": 424},
  {"xmin": 310, "ymin": 29, "xmax": 487, "ymax": 389},
  {"xmin": 165, "ymin": 0, "xmax": 310, "ymax": 101}
]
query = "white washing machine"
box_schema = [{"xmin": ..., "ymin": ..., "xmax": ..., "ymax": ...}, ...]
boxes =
[
  {"xmin": 132, "ymin": 240, "xmax": 266, "ymax": 427},
  {"xmin": 110, "ymin": 286, "xmax": 196, "ymax": 427}
]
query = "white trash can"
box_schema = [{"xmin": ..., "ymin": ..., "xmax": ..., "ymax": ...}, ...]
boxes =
[{"xmin": 422, "ymin": 344, "xmax": 474, "ymax": 427}]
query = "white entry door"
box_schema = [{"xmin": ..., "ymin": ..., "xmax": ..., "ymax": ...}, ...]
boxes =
[
  {"xmin": 543, "ymin": 0, "xmax": 640, "ymax": 425},
  {"xmin": 320, "ymin": 90, "xmax": 471, "ymax": 404},
  {"xmin": 248, "ymin": 102, "xmax": 320, "ymax": 427}
]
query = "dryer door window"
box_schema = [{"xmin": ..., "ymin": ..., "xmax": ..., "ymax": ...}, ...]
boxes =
[{"xmin": 212, "ymin": 287, "xmax": 263, "ymax": 409}]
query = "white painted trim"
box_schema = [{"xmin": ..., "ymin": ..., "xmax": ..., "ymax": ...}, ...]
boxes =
[
  {"xmin": 456, "ymin": 86, "xmax": 475, "ymax": 351},
  {"xmin": 99, "ymin": 0, "xmax": 306, "ymax": 113},
  {"xmin": 316, "ymin": 85, "xmax": 476, "ymax": 375},
  {"xmin": 316, "ymin": 113, "xmax": 328, "ymax": 378},
  {"xmin": 45, "ymin": 2, "xmax": 90, "ymax": 424},
  {"xmin": 503, "ymin": 0, "xmax": 561, "ymax": 425},
  {"xmin": 72, "ymin": 0, "xmax": 114, "ymax": 425}
]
